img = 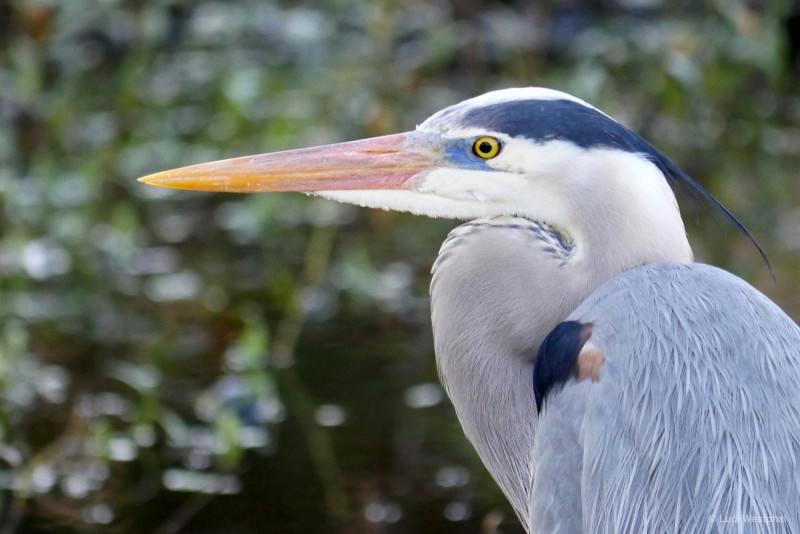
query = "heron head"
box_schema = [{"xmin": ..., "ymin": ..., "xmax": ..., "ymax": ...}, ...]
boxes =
[{"xmin": 141, "ymin": 87, "xmax": 766, "ymax": 270}]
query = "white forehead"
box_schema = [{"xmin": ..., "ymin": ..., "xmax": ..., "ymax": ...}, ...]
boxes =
[
  {"xmin": 419, "ymin": 87, "xmax": 599, "ymax": 132},
  {"xmin": 457, "ymin": 87, "xmax": 595, "ymax": 110}
]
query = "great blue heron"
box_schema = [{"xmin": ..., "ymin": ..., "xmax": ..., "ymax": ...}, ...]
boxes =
[{"xmin": 141, "ymin": 88, "xmax": 800, "ymax": 532}]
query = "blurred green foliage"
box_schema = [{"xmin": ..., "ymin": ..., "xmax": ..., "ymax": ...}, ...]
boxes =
[{"xmin": 0, "ymin": 0, "xmax": 798, "ymax": 532}]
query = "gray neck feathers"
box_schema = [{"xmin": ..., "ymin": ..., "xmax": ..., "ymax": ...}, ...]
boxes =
[{"xmin": 430, "ymin": 217, "xmax": 583, "ymax": 528}]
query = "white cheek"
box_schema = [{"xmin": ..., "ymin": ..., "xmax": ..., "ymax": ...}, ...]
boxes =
[
  {"xmin": 418, "ymin": 168, "xmax": 530, "ymax": 204},
  {"xmin": 314, "ymin": 166, "xmax": 551, "ymax": 221},
  {"xmin": 415, "ymin": 166, "xmax": 578, "ymax": 234},
  {"xmin": 490, "ymin": 140, "xmax": 581, "ymax": 179}
]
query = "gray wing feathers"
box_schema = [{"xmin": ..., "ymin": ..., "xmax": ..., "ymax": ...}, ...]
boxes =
[{"xmin": 533, "ymin": 263, "xmax": 800, "ymax": 533}]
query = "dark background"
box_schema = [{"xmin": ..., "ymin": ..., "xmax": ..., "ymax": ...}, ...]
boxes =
[{"xmin": 1, "ymin": 0, "xmax": 799, "ymax": 532}]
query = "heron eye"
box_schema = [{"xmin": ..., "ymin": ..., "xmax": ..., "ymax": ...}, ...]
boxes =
[{"xmin": 472, "ymin": 136, "xmax": 502, "ymax": 159}]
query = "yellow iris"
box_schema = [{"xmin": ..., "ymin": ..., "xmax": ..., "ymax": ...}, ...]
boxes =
[{"xmin": 472, "ymin": 136, "xmax": 502, "ymax": 159}]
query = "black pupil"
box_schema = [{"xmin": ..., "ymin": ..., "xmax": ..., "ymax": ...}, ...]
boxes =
[{"xmin": 478, "ymin": 141, "xmax": 492, "ymax": 154}]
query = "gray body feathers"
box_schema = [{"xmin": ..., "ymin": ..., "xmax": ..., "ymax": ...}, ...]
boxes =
[
  {"xmin": 432, "ymin": 218, "xmax": 800, "ymax": 533},
  {"xmin": 536, "ymin": 262, "xmax": 800, "ymax": 532}
]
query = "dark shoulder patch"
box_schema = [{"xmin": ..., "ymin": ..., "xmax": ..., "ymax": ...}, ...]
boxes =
[
  {"xmin": 461, "ymin": 99, "xmax": 648, "ymax": 153},
  {"xmin": 533, "ymin": 321, "xmax": 593, "ymax": 413}
]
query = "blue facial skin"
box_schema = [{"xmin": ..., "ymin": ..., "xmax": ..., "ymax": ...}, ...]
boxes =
[{"xmin": 444, "ymin": 139, "xmax": 500, "ymax": 171}]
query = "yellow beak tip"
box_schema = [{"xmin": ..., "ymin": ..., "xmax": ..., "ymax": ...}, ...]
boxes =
[{"xmin": 138, "ymin": 173, "xmax": 172, "ymax": 187}]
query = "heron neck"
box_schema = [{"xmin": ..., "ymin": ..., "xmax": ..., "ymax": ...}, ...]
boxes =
[
  {"xmin": 568, "ymin": 149, "xmax": 694, "ymax": 279},
  {"xmin": 430, "ymin": 218, "xmax": 591, "ymax": 528}
]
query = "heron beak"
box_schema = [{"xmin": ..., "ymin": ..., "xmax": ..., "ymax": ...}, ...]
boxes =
[{"xmin": 138, "ymin": 132, "xmax": 443, "ymax": 193}]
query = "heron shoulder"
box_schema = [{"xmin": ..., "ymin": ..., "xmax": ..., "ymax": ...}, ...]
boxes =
[
  {"xmin": 532, "ymin": 262, "xmax": 800, "ymax": 532},
  {"xmin": 571, "ymin": 261, "xmax": 800, "ymax": 399}
]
